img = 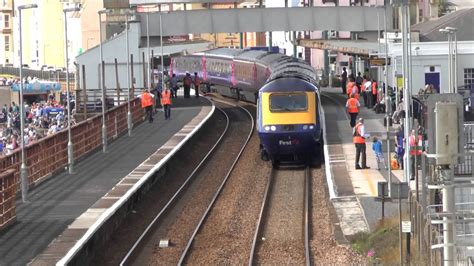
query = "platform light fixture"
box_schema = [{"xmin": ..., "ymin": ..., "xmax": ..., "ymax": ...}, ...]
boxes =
[
  {"xmin": 18, "ymin": 3, "xmax": 38, "ymax": 203},
  {"xmin": 445, "ymin": 27, "xmax": 458, "ymax": 93},
  {"xmin": 98, "ymin": 8, "xmax": 113, "ymax": 153},
  {"xmin": 63, "ymin": 3, "xmax": 82, "ymax": 174}
]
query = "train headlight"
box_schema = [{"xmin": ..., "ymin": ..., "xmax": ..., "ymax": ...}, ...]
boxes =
[
  {"xmin": 270, "ymin": 126, "xmax": 277, "ymax": 131},
  {"xmin": 303, "ymin": 125, "xmax": 308, "ymax": 130},
  {"xmin": 264, "ymin": 126, "xmax": 270, "ymax": 131},
  {"xmin": 309, "ymin": 125, "xmax": 314, "ymax": 130}
]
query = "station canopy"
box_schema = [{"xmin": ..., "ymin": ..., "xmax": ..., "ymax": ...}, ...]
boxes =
[
  {"xmin": 11, "ymin": 81, "xmax": 61, "ymax": 92},
  {"xmin": 297, "ymin": 39, "xmax": 380, "ymax": 56}
]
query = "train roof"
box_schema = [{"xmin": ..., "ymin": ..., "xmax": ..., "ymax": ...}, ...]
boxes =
[
  {"xmin": 260, "ymin": 77, "xmax": 317, "ymax": 93},
  {"xmin": 235, "ymin": 50, "xmax": 268, "ymax": 61},
  {"xmin": 202, "ymin": 48, "xmax": 245, "ymax": 57}
]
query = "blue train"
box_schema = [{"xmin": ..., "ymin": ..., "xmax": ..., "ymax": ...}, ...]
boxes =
[{"xmin": 172, "ymin": 48, "xmax": 323, "ymax": 167}]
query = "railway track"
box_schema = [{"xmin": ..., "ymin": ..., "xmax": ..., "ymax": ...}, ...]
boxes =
[
  {"xmin": 250, "ymin": 166, "xmax": 312, "ymax": 265},
  {"xmin": 119, "ymin": 99, "xmax": 254, "ymax": 265}
]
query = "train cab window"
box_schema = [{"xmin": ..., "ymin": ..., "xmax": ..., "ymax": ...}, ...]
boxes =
[{"xmin": 270, "ymin": 93, "xmax": 308, "ymax": 112}]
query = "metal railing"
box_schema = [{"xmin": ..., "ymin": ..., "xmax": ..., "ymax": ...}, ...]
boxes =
[
  {"xmin": 0, "ymin": 66, "xmax": 74, "ymax": 81},
  {"xmin": 0, "ymin": 99, "xmax": 144, "ymax": 195},
  {"xmin": 455, "ymin": 123, "xmax": 474, "ymax": 176}
]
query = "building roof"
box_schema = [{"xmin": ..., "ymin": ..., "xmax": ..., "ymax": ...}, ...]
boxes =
[{"xmin": 411, "ymin": 8, "xmax": 474, "ymax": 42}]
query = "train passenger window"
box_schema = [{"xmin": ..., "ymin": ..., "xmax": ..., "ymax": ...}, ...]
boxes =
[{"xmin": 270, "ymin": 93, "xmax": 308, "ymax": 112}]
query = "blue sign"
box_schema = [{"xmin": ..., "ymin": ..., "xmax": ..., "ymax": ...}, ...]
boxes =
[{"xmin": 11, "ymin": 81, "xmax": 61, "ymax": 92}]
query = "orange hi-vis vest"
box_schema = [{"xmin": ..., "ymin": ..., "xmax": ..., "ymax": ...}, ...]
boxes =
[
  {"xmin": 346, "ymin": 81, "xmax": 354, "ymax": 95},
  {"xmin": 141, "ymin": 92, "xmax": 153, "ymax": 108},
  {"xmin": 353, "ymin": 122, "xmax": 365, "ymax": 144},
  {"xmin": 347, "ymin": 98, "xmax": 359, "ymax": 113},
  {"xmin": 409, "ymin": 134, "xmax": 423, "ymax": 155},
  {"xmin": 372, "ymin": 82, "xmax": 377, "ymax": 95},
  {"xmin": 161, "ymin": 90, "xmax": 172, "ymax": 105}
]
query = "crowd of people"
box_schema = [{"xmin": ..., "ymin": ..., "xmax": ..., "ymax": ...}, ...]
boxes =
[
  {"xmin": 0, "ymin": 76, "xmax": 41, "ymax": 86},
  {"xmin": 0, "ymin": 98, "xmax": 71, "ymax": 156},
  {"xmin": 341, "ymin": 67, "xmax": 428, "ymax": 176},
  {"xmin": 141, "ymin": 71, "xmax": 202, "ymax": 123}
]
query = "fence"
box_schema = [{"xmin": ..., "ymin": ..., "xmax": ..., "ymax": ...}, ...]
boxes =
[
  {"xmin": 455, "ymin": 123, "xmax": 474, "ymax": 176},
  {"xmin": 0, "ymin": 66, "xmax": 74, "ymax": 82},
  {"xmin": 0, "ymin": 98, "xmax": 144, "ymax": 196},
  {"xmin": 0, "ymin": 169, "xmax": 16, "ymax": 231}
]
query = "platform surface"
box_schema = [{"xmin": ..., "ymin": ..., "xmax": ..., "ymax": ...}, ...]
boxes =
[{"xmin": 0, "ymin": 97, "xmax": 208, "ymax": 265}]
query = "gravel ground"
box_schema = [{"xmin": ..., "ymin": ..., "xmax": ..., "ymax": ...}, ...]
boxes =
[
  {"xmin": 90, "ymin": 109, "xmax": 226, "ymax": 265},
  {"xmin": 256, "ymin": 168, "xmax": 307, "ymax": 265},
  {"xmin": 310, "ymin": 166, "xmax": 367, "ymax": 265},
  {"xmin": 149, "ymin": 104, "xmax": 254, "ymax": 265},
  {"xmin": 180, "ymin": 128, "xmax": 271, "ymax": 265}
]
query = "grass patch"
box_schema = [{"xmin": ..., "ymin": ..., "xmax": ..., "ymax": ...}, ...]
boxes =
[{"xmin": 351, "ymin": 217, "xmax": 401, "ymax": 264}]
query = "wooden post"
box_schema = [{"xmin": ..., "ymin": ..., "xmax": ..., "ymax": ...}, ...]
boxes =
[
  {"xmin": 114, "ymin": 58, "xmax": 120, "ymax": 105},
  {"xmin": 131, "ymin": 54, "xmax": 135, "ymax": 97},
  {"xmin": 142, "ymin": 52, "xmax": 147, "ymax": 90},
  {"xmin": 82, "ymin": 65, "xmax": 87, "ymax": 120}
]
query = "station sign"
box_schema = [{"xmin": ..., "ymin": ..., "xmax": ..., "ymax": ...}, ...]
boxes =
[
  {"xmin": 369, "ymin": 56, "xmax": 391, "ymax": 66},
  {"xmin": 401, "ymin": 221, "xmax": 411, "ymax": 233}
]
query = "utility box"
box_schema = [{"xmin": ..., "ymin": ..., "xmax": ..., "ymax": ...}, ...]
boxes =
[{"xmin": 435, "ymin": 102, "xmax": 458, "ymax": 165}]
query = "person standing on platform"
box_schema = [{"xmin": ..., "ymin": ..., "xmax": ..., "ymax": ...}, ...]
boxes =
[
  {"xmin": 183, "ymin": 72, "xmax": 192, "ymax": 98},
  {"xmin": 371, "ymin": 79, "xmax": 378, "ymax": 108},
  {"xmin": 364, "ymin": 79, "xmax": 372, "ymax": 107},
  {"xmin": 341, "ymin": 67, "xmax": 348, "ymax": 94},
  {"xmin": 409, "ymin": 128, "xmax": 423, "ymax": 180},
  {"xmin": 346, "ymin": 77, "xmax": 355, "ymax": 98},
  {"xmin": 353, "ymin": 118, "xmax": 370, "ymax": 170},
  {"xmin": 372, "ymin": 136, "xmax": 387, "ymax": 170},
  {"xmin": 355, "ymin": 72, "xmax": 363, "ymax": 87},
  {"xmin": 161, "ymin": 85, "xmax": 172, "ymax": 120},
  {"xmin": 154, "ymin": 80, "xmax": 162, "ymax": 110},
  {"xmin": 140, "ymin": 88, "xmax": 154, "ymax": 123},
  {"xmin": 170, "ymin": 74, "xmax": 178, "ymax": 98},
  {"xmin": 346, "ymin": 93, "xmax": 360, "ymax": 127},
  {"xmin": 193, "ymin": 72, "xmax": 201, "ymax": 97}
]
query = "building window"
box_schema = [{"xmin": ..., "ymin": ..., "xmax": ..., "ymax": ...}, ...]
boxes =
[
  {"xmin": 4, "ymin": 35, "xmax": 9, "ymax": 52},
  {"xmin": 4, "ymin": 14, "xmax": 9, "ymax": 28},
  {"xmin": 465, "ymin": 68, "xmax": 474, "ymax": 85}
]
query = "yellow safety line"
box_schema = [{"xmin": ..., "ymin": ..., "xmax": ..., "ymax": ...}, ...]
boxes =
[{"xmin": 362, "ymin": 169, "xmax": 377, "ymax": 197}]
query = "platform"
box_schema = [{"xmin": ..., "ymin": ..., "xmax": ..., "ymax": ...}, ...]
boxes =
[
  {"xmin": 0, "ymin": 97, "xmax": 211, "ymax": 265},
  {"xmin": 321, "ymin": 88, "xmax": 407, "ymax": 237}
]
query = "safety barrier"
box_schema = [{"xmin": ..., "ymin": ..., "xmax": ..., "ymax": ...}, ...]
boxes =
[
  {"xmin": 455, "ymin": 123, "xmax": 474, "ymax": 176},
  {"xmin": 0, "ymin": 169, "xmax": 16, "ymax": 231},
  {"xmin": 0, "ymin": 99, "xmax": 144, "ymax": 193},
  {"xmin": 0, "ymin": 66, "xmax": 74, "ymax": 81},
  {"xmin": 408, "ymin": 193, "xmax": 442, "ymax": 265}
]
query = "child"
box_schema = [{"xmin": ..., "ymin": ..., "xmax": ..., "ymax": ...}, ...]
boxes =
[{"xmin": 372, "ymin": 136, "xmax": 387, "ymax": 170}]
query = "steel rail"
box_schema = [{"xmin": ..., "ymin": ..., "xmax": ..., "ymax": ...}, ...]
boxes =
[
  {"xmin": 178, "ymin": 102, "xmax": 255, "ymax": 265},
  {"xmin": 248, "ymin": 168, "xmax": 275, "ymax": 266},
  {"xmin": 249, "ymin": 167, "xmax": 312, "ymax": 265},
  {"xmin": 304, "ymin": 166, "xmax": 312, "ymax": 266},
  {"xmin": 120, "ymin": 102, "xmax": 230, "ymax": 266}
]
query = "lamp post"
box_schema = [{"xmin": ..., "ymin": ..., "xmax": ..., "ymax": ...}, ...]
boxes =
[
  {"xmin": 445, "ymin": 27, "xmax": 458, "ymax": 93},
  {"xmin": 18, "ymin": 3, "xmax": 38, "ymax": 203},
  {"xmin": 160, "ymin": 11, "xmax": 164, "ymax": 92},
  {"xmin": 63, "ymin": 4, "xmax": 82, "ymax": 174},
  {"xmin": 439, "ymin": 28, "xmax": 455, "ymax": 93},
  {"xmin": 125, "ymin": 11, "xmax": 134, "ymax": 136},
  {"xmin": 146, "ymin": 12, "xmax": 151, "ymax": 92},
  {"xmin": 98, "ymin": 9, "xmax": 112, "ymax": 153},
  {"xmin": 383, "ymin": 4, "xmax": 392, "ymax": 197}
]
